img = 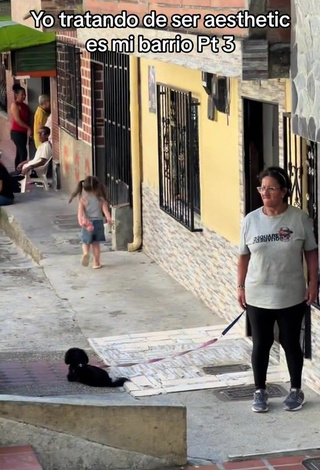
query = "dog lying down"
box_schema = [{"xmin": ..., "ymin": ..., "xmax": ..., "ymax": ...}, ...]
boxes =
[{"xmin": 65, "ymin": 347, "xmax": 128, "ymax": 387}]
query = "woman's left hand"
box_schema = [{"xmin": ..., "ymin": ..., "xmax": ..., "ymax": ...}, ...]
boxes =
[{"xmin": 306, "ymin": 282, "xmax": 318, "ymax": 306}]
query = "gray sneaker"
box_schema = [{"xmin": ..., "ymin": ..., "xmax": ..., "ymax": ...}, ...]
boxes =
[
  {"xmin": 252, "ymin": 389, "xmax": 269, "ymax": 412},
  {"xmin": 283, "ymin": 389, "xmax": 305, "ymax": 411}
]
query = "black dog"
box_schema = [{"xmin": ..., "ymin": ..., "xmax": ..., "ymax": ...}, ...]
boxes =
[{"xmin": 65, "ymin": 348, "xmax": 128, "ymax": 387}]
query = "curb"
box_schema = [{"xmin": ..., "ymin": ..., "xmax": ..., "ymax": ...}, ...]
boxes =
[{"xmin": 0, "ymin": 207, "xmax": 43, "ymax": 264}]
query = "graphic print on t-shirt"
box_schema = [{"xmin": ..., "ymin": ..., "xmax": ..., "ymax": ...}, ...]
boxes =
[
  {"xmin": 278, "ymin": 227, "xmax": 293, "ymax": 242},
  {"xmin": 253, "ymin": 227, "xmax": 293, "ymax": 244}
]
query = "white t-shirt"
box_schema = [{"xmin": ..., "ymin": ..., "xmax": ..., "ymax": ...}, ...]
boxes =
[
  {"xmin": 239, "ymin": 205, "xmax": 318, "ymax": 309},
  {"xmin": 25, "ymin": 141, "xmax": 52, "ymax": 169}
]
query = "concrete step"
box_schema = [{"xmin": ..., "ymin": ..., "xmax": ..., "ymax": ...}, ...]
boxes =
[
  {"xmin": 0, "ymin": 396, "xmax": 186, "ymax": 470},
  {"xmin": 0, "ymin": 445, "xmax": 43, "ymax": 470}
]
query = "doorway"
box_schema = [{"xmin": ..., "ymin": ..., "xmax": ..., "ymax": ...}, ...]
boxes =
[
  {"xmin": 243, "ymin": 98, "xmax": 279, "ymax": 214},
  {"xmin": 91, "ymin": 52, "xmax": 132, "ymax": 206}
]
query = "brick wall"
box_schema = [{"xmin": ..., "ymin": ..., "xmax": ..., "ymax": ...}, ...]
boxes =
[
  {"xmin": 92, "ymin": 63, "xmax": 105, "ymax": 149},
  {"xmin": 79, "ymin": 51, "xmax": 92, "ymax": 144},
  {"xmin": 56, "ymin": 30, "xmax": 92, "ymax": 145},
  {"xmin": 266, "ymin": 0, "xmax": 291, "ymax": 43},
  {"xmin": 56, "ymin": 30, "xmax": 92, "ymax": 190}
]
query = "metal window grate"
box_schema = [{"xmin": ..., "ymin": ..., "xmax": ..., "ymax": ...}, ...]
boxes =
[
  {"xmin": 283, "ymin": 113, "xmax": 304, "ymax": 209},
  {"xmin": 157, "ymin": 84, "xmax": 202, "ymax": 232},
  {"xmin": 213, "ymin": 383, "xmax": 288, "ymax": 401},
  {"xmin": 57, "ymin": 42, "xmax": 82, "ymax": 139}
]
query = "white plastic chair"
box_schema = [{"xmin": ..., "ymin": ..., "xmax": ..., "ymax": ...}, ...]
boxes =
[{"xmin": 20, "ymin": 157, "xmax": 52, "ymax": 193}]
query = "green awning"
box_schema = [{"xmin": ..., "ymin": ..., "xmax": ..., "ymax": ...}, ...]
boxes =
[{"xmin": 0, "ymin": 16, "xmax": 55, "ymax": 53}]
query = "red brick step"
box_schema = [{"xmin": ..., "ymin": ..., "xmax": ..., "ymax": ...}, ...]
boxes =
[{"xmin": 0, "ymin": 445, "xmax": 43, "ymax": 470}]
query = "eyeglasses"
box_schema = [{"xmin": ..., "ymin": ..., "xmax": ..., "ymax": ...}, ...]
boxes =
[{"xmin": 257, "ymin": 186, "xmax": 281, "ymax": 194}]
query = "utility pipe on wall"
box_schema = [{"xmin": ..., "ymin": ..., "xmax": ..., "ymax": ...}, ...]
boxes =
[{"xmin": 128, "ymin": 56, "xmax": 142, "ymax": 252}]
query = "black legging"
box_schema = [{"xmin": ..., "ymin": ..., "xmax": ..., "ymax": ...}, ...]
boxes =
[
  {"xmin": 10, "ymin": 130, "xmax": 28, "ymax": 168},
  {"xmin": 247, "ymin": 302, "xmax": 306, "ymax": 390}
]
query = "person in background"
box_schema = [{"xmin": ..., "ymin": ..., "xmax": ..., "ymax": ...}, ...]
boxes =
[
  {"xmin": 10, "ymin": 84, "xmax": 32, "ymax": 169},
  {"xmin": 238, "ymin": 166, "xmax": 318, "ymax": 413},
  {"xmin": 17, "ymin": 126, "xmax": 52, "ymax": 176},
  {"xmin": 0, "ymin": 160, "xmax": 14, "ymax": 206},
  {"xmin": 33, "ymin": 94, "xmax": 51, "ymax": 149}
]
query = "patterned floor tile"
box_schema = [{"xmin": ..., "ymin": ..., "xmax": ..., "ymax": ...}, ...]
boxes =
[{"xmin": 89, "ymin": 326, "xmax": 288, "ymax": 397}]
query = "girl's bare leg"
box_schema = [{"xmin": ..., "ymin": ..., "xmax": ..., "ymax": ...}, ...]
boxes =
[
  {"xmin": 81, "ymin": 243, "xmax": 90, "ymax": 267},
  {"xmin": 92, "ymin": 243, "xmax": 101, "ymax": 268}
]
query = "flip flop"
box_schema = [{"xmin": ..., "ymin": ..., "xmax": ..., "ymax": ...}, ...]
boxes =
[
  {"xmin": 93, "ymin": 264, "xmax": 102, "ymax": 269},
  {"xmin": 81, "ymin": 254, "xmax": 90, "ymax": 267}
]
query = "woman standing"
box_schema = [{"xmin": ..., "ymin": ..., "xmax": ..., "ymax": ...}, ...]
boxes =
[
  {"xmin": 238, "ymin": 166, "xmax": 318, "ymax": 413},
  {"xmin": 10, "ymin": 84, "xmax": 32, "ymax": 169}
]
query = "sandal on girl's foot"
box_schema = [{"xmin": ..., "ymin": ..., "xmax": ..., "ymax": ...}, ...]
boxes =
[
  {"xmin": 93, "ymin": 264, "xmax": 102, "ymax": 269},
  {"xmin": 81, "ymin": 254, "xmax": 90, "ymax": 267}
]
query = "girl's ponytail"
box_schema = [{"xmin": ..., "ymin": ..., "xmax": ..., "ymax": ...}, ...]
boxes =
[
  {"xmin": 69, "ymin": 180, "xmax": 84, "ymax": 203},
  {"xmin": 96, "ymin": 180, "xmax": 110, "ymax": 205}
]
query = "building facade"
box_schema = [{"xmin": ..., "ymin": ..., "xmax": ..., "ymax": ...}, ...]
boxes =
[{"xmin": 9, "ymin": 0, "xmax": 320, "ymax": 392}]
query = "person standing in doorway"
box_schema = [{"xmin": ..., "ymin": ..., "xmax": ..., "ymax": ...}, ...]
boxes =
[
  {"xmin": 237, "ymin": 166, "xmax": 318, "ymax": 413},
  {"xmin": 33, "ymin": 94, "xmax": 50, "ymax": 149},
  {"xmin": 10, "ymin": 84, "xmax": 32, "ymax": 169}
]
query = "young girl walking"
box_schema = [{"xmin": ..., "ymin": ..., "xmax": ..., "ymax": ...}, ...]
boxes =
[{"xmin": 69, "ymin": 176, "xmax": 112, "ymax": 269}]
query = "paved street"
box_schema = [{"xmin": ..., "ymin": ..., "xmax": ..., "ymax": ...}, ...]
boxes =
[{"xmin": 2, "ymin": 191, "xmax": 320, "ymax": 466}]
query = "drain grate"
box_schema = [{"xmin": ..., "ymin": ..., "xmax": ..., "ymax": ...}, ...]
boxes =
[
  {"xmin": 203, "ymin": 363, "xmax": 250, "ymax": 375},
  {"xmin": 213, "ymin": 383, "xmax": 288, "ymax": 401},
  {"xmin": 303, "ymin": 459, "xmax": 320, "ymax": 470}
]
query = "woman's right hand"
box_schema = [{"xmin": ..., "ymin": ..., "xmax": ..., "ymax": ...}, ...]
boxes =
[
  {"xmin": 27, "ymin": 127, "xmax": 32, "ymax": 137},
  {"xmin": 237, "ymin": 288, "xmax": 247, "ymax": 309}
]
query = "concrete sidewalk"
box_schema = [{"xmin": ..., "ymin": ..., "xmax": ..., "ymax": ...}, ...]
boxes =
[{"xmin": 1, "ymin": 190, "xmax": 320, "ymax": 466}]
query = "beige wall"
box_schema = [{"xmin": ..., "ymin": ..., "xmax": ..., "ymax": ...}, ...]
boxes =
[{"xmin": 11, "ymin": 0, "xmax": 42, "ymax": 29}]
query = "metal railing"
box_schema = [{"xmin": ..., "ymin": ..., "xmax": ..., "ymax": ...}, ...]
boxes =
[
  {"xmin": 283, "ymin": 113, "xmax": 304, "ymax": 208},
  {"xmin": 157, "ymin": 84, "xmax": 201, "ymax": 232},
  {"xmin": 284, "ymin": 113, "xmax": 320, "ymax": 308},
  {"xmin": 91, "ymin": 51, "xmax": 132, "ymax": 206}
]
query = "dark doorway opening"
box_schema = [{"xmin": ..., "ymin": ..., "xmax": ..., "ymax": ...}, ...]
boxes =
[{"xmin": 243, "ymin": 98, "xmax": 279, "ymax": 214}]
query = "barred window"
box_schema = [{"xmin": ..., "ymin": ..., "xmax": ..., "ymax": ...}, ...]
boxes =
[
  {"xmin": 0, "ymin": 61, "xmax": 7, "ymax": 112},
  {"xmin": 284, "ymin": 113, "xmax": 320, "ymax": 309},
  {"xmin": 57, "ymin": 42, "xmax": 82, "ymax": 138},
  {"xmin": 157, "ymin": 84, "xmax": 202, "ymax": 232}
]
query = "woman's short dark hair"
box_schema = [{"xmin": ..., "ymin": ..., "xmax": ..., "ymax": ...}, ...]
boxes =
[
  {"xmin": 258, "ymin": 166, "xmax": 292, "ymax": 203},
  {"xmin": 12, "ymin": 83, "xmax": 25, "ymax": 94}
]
